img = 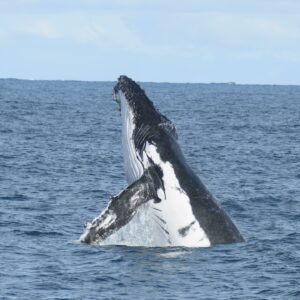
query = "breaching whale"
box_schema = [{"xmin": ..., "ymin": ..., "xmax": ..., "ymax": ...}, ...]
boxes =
[{"xmin": 80, "ymin": 75, "xmax": 244, "ymax": 247}]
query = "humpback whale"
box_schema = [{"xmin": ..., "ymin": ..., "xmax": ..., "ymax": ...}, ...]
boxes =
[{"xmin": 80, "ymin": 76, "xmax": 244, "ymax": 247}]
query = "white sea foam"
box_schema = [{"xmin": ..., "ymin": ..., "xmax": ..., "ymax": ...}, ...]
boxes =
[
  {"xmin": 100, "ymin": 202, "xmax": 170, "ymax": 247},
  {"xmin": 158, "ymin": 251, "xmax": 188, "ymax": 258}
]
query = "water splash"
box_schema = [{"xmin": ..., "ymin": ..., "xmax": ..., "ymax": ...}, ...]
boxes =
[{"xmin": 100, "ymin": 203, "xmax": 169, "ymax": 247}]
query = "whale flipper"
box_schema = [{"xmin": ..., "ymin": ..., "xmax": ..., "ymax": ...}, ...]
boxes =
[{"xmin": 80, "ymin": 166, "xmax": 163, "ymax": 244}]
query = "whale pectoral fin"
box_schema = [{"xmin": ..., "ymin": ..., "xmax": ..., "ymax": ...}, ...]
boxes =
[{"xmin": 80, "ymin": 166, "xmax": 161, "ymax": 244}]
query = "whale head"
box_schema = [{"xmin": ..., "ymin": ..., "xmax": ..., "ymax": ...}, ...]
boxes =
[
  {"xmin": 113, "ymin": 75, "xmax": 162, "ymax": 127},
  {"xmin": 112, "ymin": 75, "xmax": 177, "ymax": 183}
]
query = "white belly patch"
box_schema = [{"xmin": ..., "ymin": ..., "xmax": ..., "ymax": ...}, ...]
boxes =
[{"xmin": 144, "ymin": 143, "xmax": 211, "ymax": 247}]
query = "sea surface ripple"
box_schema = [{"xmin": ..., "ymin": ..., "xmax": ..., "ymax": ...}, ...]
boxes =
[{"xmin": 0, "ymin": 79, "xmax": 299, "ymax": 299}]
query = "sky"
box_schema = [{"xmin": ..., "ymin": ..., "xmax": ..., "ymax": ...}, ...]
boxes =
[{"xmin": 1, "ymin": 0, "xmax": 300, "ymax": 84}]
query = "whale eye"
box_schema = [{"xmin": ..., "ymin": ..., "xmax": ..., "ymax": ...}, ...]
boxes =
[{"xmin": 153, "ymin": 197, "xmax": 161, "ymax": 203}]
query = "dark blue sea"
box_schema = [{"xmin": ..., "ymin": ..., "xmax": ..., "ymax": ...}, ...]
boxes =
[{"xmin": 0, "ymin": 79, "xmax": 299, "ymax": 299}]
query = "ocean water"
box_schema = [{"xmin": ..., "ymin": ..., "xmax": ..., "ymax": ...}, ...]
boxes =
[{"xmin": 0, "ymin": 79, "xmax": 299, "ymax": 299}]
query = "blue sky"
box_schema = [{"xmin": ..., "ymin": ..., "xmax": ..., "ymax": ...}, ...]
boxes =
[{"xmin": 1, "ymin": 0, "xmax": 300, "ymax": 84}]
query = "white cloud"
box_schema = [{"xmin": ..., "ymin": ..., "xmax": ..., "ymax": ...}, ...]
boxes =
[
  {"xmin": 138, "ymin": 11, "xmax": 300, "ymax": 46},
  {"xmin": 0, "ymin": 12, "xmax": 185, "ymax": 58},
  {"xmin": 0, "ymin": 1, "xmax": 300, "ymax": 83},
  {"xmin": 1, "ymin": 9, "xmax": 300, "ymax": 54},
  {"xmin": 20, "ymin": 20, "xmax": 61, "ymax": 38}
]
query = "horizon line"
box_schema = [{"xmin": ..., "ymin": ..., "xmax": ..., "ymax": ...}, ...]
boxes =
[{"xmin": 0, "ymin": 77, "xmax": 299, "ymax": 87}]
